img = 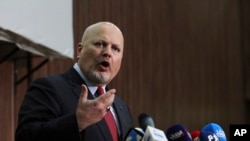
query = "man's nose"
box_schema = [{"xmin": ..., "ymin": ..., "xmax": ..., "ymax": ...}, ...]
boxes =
[{"xmin": 102, "ymin": 45, "xmax": 112, "ymax": 57}]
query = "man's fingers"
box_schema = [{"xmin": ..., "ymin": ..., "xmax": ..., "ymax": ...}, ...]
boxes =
[
  {"xmin": 106, "ymin": 89, "xmax": 116, "ymax": 97},
  {"xmin": 79, "ymin": 86, "xmax": 116, "ymax": 113},
  {"xmin": 98, "ymin": 89, "xmax": 116, "ymax": 106}
]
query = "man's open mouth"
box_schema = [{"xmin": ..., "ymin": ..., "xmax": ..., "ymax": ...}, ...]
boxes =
[
  {"xmin": 99, "ymin": 61, "xmax": 110, "ymax": 71},
  {"xmin": 100, "ymin": 61, "xmax": 110, "ymax": 67}
]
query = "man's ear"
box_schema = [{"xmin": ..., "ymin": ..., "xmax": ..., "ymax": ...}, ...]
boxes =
[{"xmin": 76, "ymin": 43, "xmax": 83, "ymax": 59}]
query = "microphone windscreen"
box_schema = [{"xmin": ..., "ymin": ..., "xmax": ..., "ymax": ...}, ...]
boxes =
[
  {"xmin": 201, "ymin": 123, "xmax": 227, "ymax": 141},
  {"xmin": 198, "ymin": 131, "xmax": 219, "ymax": 141},
  {"xmin": 165, "ymin": 124, "xmax": 192, "ymax": 141},
  {"xmin": 138, "ymin": 113, "xmax": 155, "ymax": 131},
  {"xmin": 125, "ymin": 127, "xmax": 144, "ymax": 141},
  {"xmin": 191, "ymin": 130, "xmax": 200, "ymax": 140}
]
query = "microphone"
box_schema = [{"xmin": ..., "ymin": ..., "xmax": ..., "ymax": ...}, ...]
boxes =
[
  {"xmin": 165, "ymin": 124, "xmax": 192, "ymax": 141},
  {"xmin": 142, "ymin": 126, "xmax": 168, "ymax": 141},
  {"xmin": 125, "ymin": 127, "xmax": 144, "ymax": 141},
  {"xmin": 197, "ymin": 131, "xmax": 219, "ymax": 141},
  {"xmin": 201, "ymin": 123, "xmax": 227, "ymax": 141},
  {"xmin": 191, "ymin": 130, "xmax": 200, "ymax": 141},
  {"xmin": 138, "ymin": 113, "xmax": 155, "ymax": 131}
]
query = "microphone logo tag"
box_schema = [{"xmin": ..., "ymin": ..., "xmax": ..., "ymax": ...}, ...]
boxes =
[
  {"xmin": 230, "ymin": 124, "xmax": 250, "ymax": 141},
  {"xmin": 207, "ymin": 134, "xmax": 219, "ymax": 141},
  {"xmin": 169, "ymin": 130, "xmax": 184, "ymax": 140},
  {"xmin": 215, "ymin": 129, "xmax": 226, "ymax": 138}
]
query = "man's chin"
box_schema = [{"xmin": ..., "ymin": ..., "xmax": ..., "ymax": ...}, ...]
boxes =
[{"xmin": 89, "ymin": 71, "xmax": 110, "ymax": 84}]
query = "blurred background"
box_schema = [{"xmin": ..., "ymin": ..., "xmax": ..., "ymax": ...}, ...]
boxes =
[{"xmin": 0, "ymin": 0, "xmax": 249, "ymax": 140}]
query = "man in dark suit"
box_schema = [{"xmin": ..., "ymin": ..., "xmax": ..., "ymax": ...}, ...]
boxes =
[{"xmin": 15, "ymin": 21, "xmax": 134, "ymax": 141}]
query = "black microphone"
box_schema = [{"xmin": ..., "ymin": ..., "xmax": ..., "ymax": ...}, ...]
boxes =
[
  {"xmin": 138, "ymin": 113, "xmax": 168, "ymax": 141},
  {"xmin": 138, "ymin": 113, "xmax": 155, "ymax": 131}
]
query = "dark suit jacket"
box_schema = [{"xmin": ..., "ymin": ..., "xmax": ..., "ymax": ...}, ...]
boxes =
[{"xmin": 15, "ymin": 67, "xmax": 134, "ymax": 141}]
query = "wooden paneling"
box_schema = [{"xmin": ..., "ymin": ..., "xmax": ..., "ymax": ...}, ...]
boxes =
[
  {"xmin": 240, "ymin": 0, "xmax": 250, "ymax": 122},
  {"xmin": 0, "ymin": 62, "xmax": 14, "ymax": 141},
  {"xmin": 73, "ymin": 0, "xmax": 245, "ymax": 136}
]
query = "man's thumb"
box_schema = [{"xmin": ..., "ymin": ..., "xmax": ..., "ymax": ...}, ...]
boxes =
[{"xmin": 79, "ymin": 84, "xmax": 88, "ymax": 101}]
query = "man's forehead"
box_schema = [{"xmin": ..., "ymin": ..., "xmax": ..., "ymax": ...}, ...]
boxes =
[
  {"xmin": 84, "ymin": 25, "xmax": 123, "ymax": 46},
  {"xmin": 82, "ymin": 22, "xmax": 123, "ymax": 42},
  {"xmin": 91, "ymin": 34, "xmax": 124, "ymax": 49}
]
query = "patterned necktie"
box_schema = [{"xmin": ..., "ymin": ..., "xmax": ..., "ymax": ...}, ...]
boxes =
[{"xmin": 97, "ymin": 86, "xmax": 119, "ymax": 141}]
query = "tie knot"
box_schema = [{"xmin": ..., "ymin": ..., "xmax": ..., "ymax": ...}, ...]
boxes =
[{"xmin": 97, "ymin": 86, "xmax": 105, "ymax": 96}]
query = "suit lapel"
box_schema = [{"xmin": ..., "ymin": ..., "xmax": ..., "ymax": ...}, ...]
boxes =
[
  {"xmin": 96, "ymin": 118, "xmax": 113, "ymax": 141},
  {"xmin": 71, "ymin": 84, "xmax": 94, "ymax": 100},
  {"xmin": 63, "ymin": 67, "xmax": 94, "ymax": 100},
  {"xmin": 113, "ymin": 97, "xmax": 128, "ymax": 140}
]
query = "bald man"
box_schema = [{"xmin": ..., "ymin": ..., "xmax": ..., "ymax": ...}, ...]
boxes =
[{"xmin": 15, "ymin": 22, "xmax": 134, "ymax": 141}]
